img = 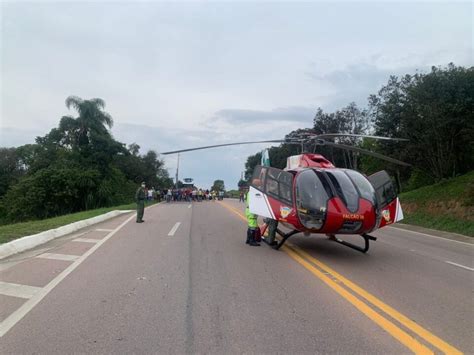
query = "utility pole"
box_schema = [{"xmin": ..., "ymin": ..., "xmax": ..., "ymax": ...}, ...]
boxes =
[{"xmin": 175, "ymin": 153, "xmax": 180, "ymax": 188}]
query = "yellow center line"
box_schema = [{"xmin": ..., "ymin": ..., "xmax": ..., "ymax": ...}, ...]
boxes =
[
  {"xmin": 288, "ymin": 245, "xmax": 463, "ymax": 355},
  {"xmin": 218, "ymin": 201, "xmax": 462, "ymax": 355}
]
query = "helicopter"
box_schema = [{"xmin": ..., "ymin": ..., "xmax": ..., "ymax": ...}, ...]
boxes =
[{"xmin": 162, "ymin": 133, "xmax": 410, "ymax": 253}]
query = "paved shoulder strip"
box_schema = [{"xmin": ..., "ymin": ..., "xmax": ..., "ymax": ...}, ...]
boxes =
[
  {"xmin": 73, "ymin": 238, "xmax": 100, "ymax": 243},
  {"xmin": 0, "ymin": 281, "xmax": 42, "ymax": 299},
  {"xmin": 36, "ymin": 253, "xmax": 79, "ymax": 262},
  {"xmin": 0, "ymin": 213, "xmax": 136, "ymax": 338}
]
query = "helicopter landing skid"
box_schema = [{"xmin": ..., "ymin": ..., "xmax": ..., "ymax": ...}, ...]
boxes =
[
  {"xmin": 328, "ymin": 233, "xmax": 377, "ymax": 253},
  {"xmin": 261, "ymin": 229, "xmax": 301, "ymax": 250}
]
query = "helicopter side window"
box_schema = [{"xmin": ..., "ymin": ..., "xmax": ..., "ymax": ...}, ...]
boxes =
[
  {"xmin": 265, "ymin": 167, "xmax": 293, "ymax": 205},
  {"xmin": 295, "ymin": 170, "xmax": 329, "ymax": 229},
  {"xmin": 325, "ymin": 170, "xmax": 359, "ymax": 212},
  {"xmin": 367, "ymin": 170, "xmax": 397, "ymax": 208},
  {"xmin": 251, "ymin": 165, "xmax": 267, "ymax": 191},
  {"xmin": 266, "ymin": 175, "xmax": 279, "ymax": 196}
]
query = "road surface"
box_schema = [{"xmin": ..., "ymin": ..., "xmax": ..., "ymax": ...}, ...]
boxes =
[{"xmin": 0, "ymin": 200, "xmax": 472, "ymax": 354}]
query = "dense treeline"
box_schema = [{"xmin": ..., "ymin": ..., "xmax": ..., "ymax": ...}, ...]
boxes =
[
  {"xmin": 0, "ymin": 96, "xmax": 173, "ymax": 224},
  {"xmin": 244, "ymin": 64, "xmax": 473, "ymax": 190}
]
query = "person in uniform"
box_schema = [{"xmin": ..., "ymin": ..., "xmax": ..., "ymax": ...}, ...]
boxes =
[
  {"xmin": 245, "ymin": 191, "xmax": 260, "ymax": 246},
  {"xmin": 136, "ymin": 182, "xmax": 146, "ymax": 223},
  {"xmin": 265, "ymin": 219, "xmax": 279, "ymax": 246}
]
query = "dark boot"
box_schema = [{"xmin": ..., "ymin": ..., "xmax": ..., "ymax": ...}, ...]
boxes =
[
  {"xmin": 249, "ymin": 229, "xmax": 260, "ymax": 246},
  {"xmin": 246, "ymin": 228, "xmax": 252, "ymax": 244}
]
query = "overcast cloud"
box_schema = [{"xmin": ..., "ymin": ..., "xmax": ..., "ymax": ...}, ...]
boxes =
[{"xmin": 1, "ymin": 1, "xmax": 472, "ymax": 189}]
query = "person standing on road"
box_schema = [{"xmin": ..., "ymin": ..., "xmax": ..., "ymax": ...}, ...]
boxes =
[
  {"xmin": 136, "ymin": 182, "xmax": 146, "ymax": 223},
  {"xmin": 264, "ymin": 218, "xmax": 278, "ymax": 246},
  {"xmin": 245, "ymin": 192, "xmax": 260, "ymax": 246}
]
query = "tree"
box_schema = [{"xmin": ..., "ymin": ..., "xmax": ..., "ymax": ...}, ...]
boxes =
[
  {"xmin": 0, "ymin": 148, "xmax": 25, "ymax": 197},
  {"xmin": 370, "ymin": 64, "xmax": 474, "ymax": 180},
  {"xmin": 0, "ymin": 96, "xmax": 163, "ymax": 224},
  {"xmin": 63, "ymin": 96, "xmax": 113, "ymax": 147},
  {"xmin": 211, "ymin": 179, "xmax": 225, "ymax": 192},
  {"xmin": 128, "ymin": 143, "xmax": 140, "ymax": 156},
  {"xmin": 237, "ymin": 179, "xmax": 248, "ymax": 188},
  {"xmin": 244, "ymin": 152, "xmax": 262, "ymax": 180},
  {"xmin": 313, "ymin": 103, "xmax": 369, "ymax": 168}
]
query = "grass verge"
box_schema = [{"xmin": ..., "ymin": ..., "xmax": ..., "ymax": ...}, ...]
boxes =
[
  {"xmin": 401, "ymin": 212, "xmax": 474, "ymax": 237},
  {"xmin": 399, "ymin": 171, "xmax": 474, "ymax": 237},
  {"xmin": 0, "ymin": 200, "xmax": 158, "ymax": 244}
]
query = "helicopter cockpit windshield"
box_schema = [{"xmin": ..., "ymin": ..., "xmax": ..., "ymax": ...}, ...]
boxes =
[
  {"xmin": 296, "ymin": 169, "xmax": 378, "ymax": 230},
  {"xmin": 295, "ymin": 170, "xmax": 330, "ymax": 229}
]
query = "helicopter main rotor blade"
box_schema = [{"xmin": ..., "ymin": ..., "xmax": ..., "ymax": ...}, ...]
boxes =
[
  {"xmin": 323, "ymin": 141, "xmax": 411, "ymax": 167},
  {"xmin": 161, "ymin": 140, "xmax": 285, "ymax": 155},
  {"xmin": 315, "ymin": 133, "xmax": 409, "ymax": 141}
]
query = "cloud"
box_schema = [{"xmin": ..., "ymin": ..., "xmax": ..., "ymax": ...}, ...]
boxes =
[
  {"xmin": 306, "ymin": 48, "xmax": 473, "ymax": 111},
  {"xmin": 2, "ymin": 1, "xmax": 471, "ymax": 188},
  {"xmin": 213, "ymin": 106, "xmax": 315, "ymax": 125},
  {"xmin": 0, "ymin": 127, "xmax": 44, "ymax": 147}
]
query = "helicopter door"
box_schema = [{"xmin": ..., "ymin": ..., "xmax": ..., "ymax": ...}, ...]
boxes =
[
  {"xmin": 248, "ymin": 166, "xmax": 275, "ymax": 219},
  {"xmin": 367, "ymin": 170, "xmax": 397, "ymax": 208}
]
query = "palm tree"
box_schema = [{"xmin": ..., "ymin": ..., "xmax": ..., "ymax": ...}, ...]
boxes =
[{"xmin": 62, "ymin": 96, "xmax": 114, "ymax": 147}]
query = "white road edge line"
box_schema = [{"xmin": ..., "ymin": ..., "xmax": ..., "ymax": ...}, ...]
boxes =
[
  {"xmin": 0, "ymin": 281, "xmax": 42, "ymax": 299},
  {"xmin": 168, "ymin": 222, "xmax": 181, "ymax": 236},
  {"xmin": 36, "ymin": 253, "xmax": 79, "ymax": 262},
  {"xmin": 188, "ymin": 204, "xmax": 192, "ymax": 209},
  {"xmin": 96, "ymin": 228, "xmax": 114, "ymax": 232},
  {"xmin": 0, "ymin": 213, "xmax": 136, "ymax": 338},
  {"xmin": 445, "ymin": 261, "xmax": 474, "ymax": 271},
  {"xmin": 387, "ymin": 226, "xmax": 473, "ymax": 246}
]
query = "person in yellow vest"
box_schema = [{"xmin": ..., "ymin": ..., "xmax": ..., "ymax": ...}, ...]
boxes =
[{"xmin": 245, "ymin": 192, "xmax": 260, "ymax": 246}]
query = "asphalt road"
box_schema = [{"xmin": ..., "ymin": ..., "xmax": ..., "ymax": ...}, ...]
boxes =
[{"xmin": 0, "ymin": 199, "xmax": 472, "ymax": 354}]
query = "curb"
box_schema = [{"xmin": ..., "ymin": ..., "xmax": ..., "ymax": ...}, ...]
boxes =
[{"xmin": 0, "ymin": 210, "xmax": 133, "ymax": 260}]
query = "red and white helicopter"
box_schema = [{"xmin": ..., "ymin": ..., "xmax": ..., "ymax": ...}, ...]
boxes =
[{"xmin": 162, "ymin": 133, "xmax": 410, "ymax": 253}]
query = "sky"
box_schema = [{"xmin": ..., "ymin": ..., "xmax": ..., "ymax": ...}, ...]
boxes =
[{"xmin": 0, "ymin": 1, "xmax": 472, "ymax": 189}]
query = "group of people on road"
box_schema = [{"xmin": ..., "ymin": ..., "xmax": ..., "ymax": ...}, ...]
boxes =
[
  {"xmin": 136, "ymin": 183, "xmax": 276, "ymax": 247},
  {"xmin": 163, "ymin": 188, "xmax": 224, "ymax": 203},
  {"xmin": 135, "ymin": 183, "xmax": 227, "ymax": 223}
]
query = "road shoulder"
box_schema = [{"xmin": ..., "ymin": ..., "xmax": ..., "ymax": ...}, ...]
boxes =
[{"xmin": 389, "ymin": 223, "xmax": 473, "ymax": 244}]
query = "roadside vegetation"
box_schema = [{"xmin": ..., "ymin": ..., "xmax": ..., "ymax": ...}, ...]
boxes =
[
  {"xmin": 0, "ymin": 201, "xmax": 157, "ymax": 244},
  {"xmin": 0, "ymin": 96, "xmax": 174, "ymax": 226},
  {"xmin": 399, "ymin": 172, "xmax": 474, "ymax": 237}
]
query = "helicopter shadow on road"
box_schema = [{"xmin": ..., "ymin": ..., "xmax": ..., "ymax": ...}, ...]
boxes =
[{"xmin": 287, "ymin": 234, "xmax": 380, "ymax": 264}]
